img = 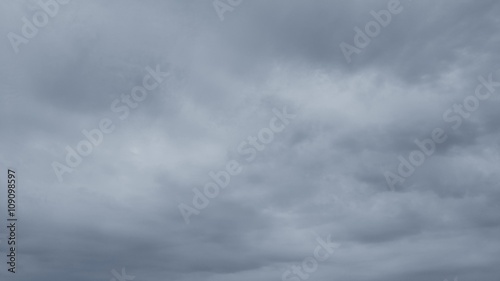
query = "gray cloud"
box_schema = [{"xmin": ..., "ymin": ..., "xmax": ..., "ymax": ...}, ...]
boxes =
[{"xmin": 1, "ymin": 0, "xmax": 499, "ymax": 280}]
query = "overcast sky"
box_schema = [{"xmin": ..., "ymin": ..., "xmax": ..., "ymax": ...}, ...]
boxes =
[{"xmin": 1, "ymin": 0, "xmax": 500, "ymax": 280}]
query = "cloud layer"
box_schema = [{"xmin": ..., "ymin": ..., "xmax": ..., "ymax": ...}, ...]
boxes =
[{"xmin": 1, "ymin": 0, "xmax": 499, "ymax": 280}]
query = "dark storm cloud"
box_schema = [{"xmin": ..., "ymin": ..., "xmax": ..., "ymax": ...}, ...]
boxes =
[{"xmin": 1, "ymin": 0, "xmax": 500, "ymax": 280}]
